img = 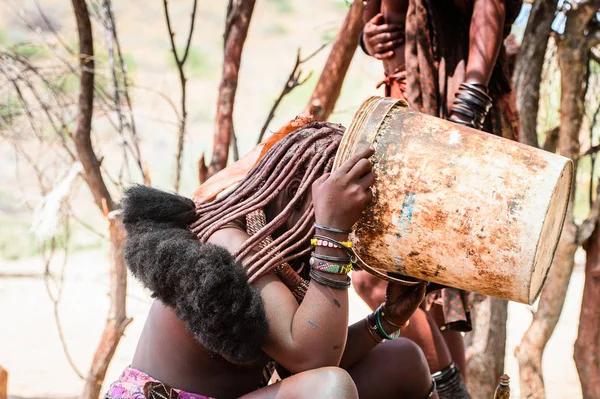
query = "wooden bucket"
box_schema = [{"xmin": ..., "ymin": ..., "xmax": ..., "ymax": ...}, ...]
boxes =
[{"xmin": 334, "ymin": 97, "xmax": 573, "ymax": 304}]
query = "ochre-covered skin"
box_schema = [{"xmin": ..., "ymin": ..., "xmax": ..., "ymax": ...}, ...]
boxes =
[{"xmin": 334, "ymin": 97, "xmax": 572, "ymax": 304}]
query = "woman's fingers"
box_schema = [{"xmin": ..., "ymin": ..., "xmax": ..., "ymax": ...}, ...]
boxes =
[{"xmin": 336, "ymin": 147, "xmax": 375, "ymax": 174}]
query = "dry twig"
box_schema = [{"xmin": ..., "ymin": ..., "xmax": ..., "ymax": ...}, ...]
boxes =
[
  {"xmin": 163, "ymin": 0, "xmax": 198, "ymax": 191},
  {"xmin": 257, "ymin": 45, "xmax": 327, "ymax": 144}
]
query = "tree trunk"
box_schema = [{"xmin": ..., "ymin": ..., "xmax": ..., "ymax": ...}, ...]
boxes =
[
  {"xmin": 71, "ymin": 0, "xmax": 114, "ymax": 212},
  {"xmin": 512, "ymin": 0, "xmax": 556, "ymax": 148},
  {"xmin": 81, "ymin": 217, "xmax": 131, "ymax": 399},
  {"xmin": 464, "ymin": 297, "xmax": 508, "ymax": 398},
  {"xmin": 303, "ymin": 0, "xmax": 364, "ymax": 121},
  {"xmin": 514, "ymin": 218, "xmax": 578, "ymax": 398},
  {"xmin": 71, "ymin": 1, "xmax": 131, "ymax": 397},
  {"xmin": 515, "ymin": 3, "xmax": 594, "ymax": 396},
  {"xmin": 575, "ymin": 225, "xmax": 600, "ymax": 398},
  {"xmin": 203, "ymin": 0, "xmax": 256, "ymax": 181},
  {"xmin": 0, "ymin": 366, "xmax": 6, "ymax": 399}
]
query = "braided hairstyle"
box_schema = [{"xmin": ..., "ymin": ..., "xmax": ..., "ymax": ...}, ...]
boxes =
[
  {"xmin": 190, "ymin": 121, "xmax": 343, "ymax": 281},
  {"xmin": 121, "ymin": 121, "xmax": 344, "ymax": 363}
]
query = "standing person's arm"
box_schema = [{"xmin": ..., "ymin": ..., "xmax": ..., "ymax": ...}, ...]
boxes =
[
  {"xmin": 464, "ymin": 0, "xmax": 506, "ymax": 85},
  {"xmin": 360, "ymin": 0, "xmax": 404, "ymax": 61},
  {"xmin": 363, "ymin": 0, "xmax": 382, "ymax": 23},
  {"xmin": 450, "ymin": 0, "xmax": 506, "ymax": 128}
]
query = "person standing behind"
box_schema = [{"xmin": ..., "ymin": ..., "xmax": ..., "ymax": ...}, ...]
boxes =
[{"xmin": 354, "ymin": 1, "xmax": 522, "ymax": 398}]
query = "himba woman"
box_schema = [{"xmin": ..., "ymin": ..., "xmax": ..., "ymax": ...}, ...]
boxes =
[
  {"xmin": 354, "ymin": 0, "xmax": 522, "ymax": 397},
  {"xmin": 105, "ymin": 120, "xmax": 440, "ymax": 398}
]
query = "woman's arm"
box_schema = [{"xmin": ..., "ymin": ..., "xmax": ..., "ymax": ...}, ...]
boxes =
[
  {"xmin": 211, "ymin": 148, "xmax": 376, "ymax": 374},
  {"xmin": 340, "ymin": 280, "xmax": 427, "ymax": 369}
]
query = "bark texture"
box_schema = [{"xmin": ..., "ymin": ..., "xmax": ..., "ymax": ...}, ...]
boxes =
[
  {"xmin": 71, "ymin": 1, "xmax": 131, "ymax": 397},
  {"xmin": 515, "ymin": 2, "xmax": 598, "ymax": 397},
  {"xmin": 304, "ymin": 0, "xmax": 364, "ymax": 121},
  {"xmin": 575, "ymin": 225, "xmax": 600, "ymax": 399},
  {"xmin": 202, "ymin": 0, "xmax": 256, "ymax": 181},
  {"xmin": 464, "ymin": 297, "xmax": 508, "ymax": 398},
  {"xmin": 513, "ymin": 0, "xmax": 556, "ymax": 148}
]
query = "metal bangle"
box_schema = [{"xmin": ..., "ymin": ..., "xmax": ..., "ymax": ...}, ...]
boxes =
[
  {"xmin": 365, "ymin": 318, "xmax": 384, "ymax": 343},
  {"xmin": 458, "ymin": 86, "xmax": 492, "ymax": 106},
  {"xmin": 314, "ymin": 223, "xmax": 352, "ymax": 234},
  {"xmin": 358, "ymin": 29, "xmax": 369, "ymax": 56},
  {"xmin": 309, "ymin": 268, "xmax": 351, "ymax": 289},
  {"xmin": 455, "ymin": 92, "xmax": 489, "ymax": 113},
  {"xmin": 449, "ymin": 116, "xmax": 477, "ymax": 129},
  {"xmin": 375, "ymin": 307, "xmax": 401, "ymax": 340},
  {"xmin": 380, "ymin": 304, "xmax": 410, "ymax": 329},
  {"xmin": 311, "ymin": 251, "xmax": 352, "ymax": 263}
]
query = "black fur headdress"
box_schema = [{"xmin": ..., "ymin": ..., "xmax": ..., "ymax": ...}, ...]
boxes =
[{"xmin": 121, "ymin": 185, "xmax": 268, "ymax": 363}]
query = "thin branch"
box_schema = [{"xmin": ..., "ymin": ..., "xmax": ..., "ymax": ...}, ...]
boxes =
[
  {"xmin": 578, "ymin": 187, "xmax": 600, "ymax": 245},
  {"xmin": 257, "ymin": 44, "xmax": 327, "ymax": 144},
  {"xmin": 587, "ymin": 27, "xmax": 600, "ymax": 49},
  {"xmin": 201, "ymin": 0, "xmax": 256, "ymax": 182},
  {"xmin": 33, "ymin": 0, "xmax": 75, "ymax": 55},
  {"xmin": 102, "ymin": 0, "xmax": 144, "ymax": 181},
  {"xmin": 231, "ymin": 125, "xmax": 240, "ymax": 162},
  {"xmin": 163, "ymin": 0, "xmax": 198, "ymax": 191},
  {"xmin": 592, "ymin": 46, "xmax": 600, "ymax": 63},
  {"xmin": 42, "ymin": 213, "xmax": 85, "ymax": 379},
  {"xmin": 542, "ymin": 126, "xmax": 560, "ymax": 153}
]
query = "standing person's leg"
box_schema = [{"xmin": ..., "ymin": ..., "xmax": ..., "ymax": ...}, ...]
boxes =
[{"xmin": 429, "ymin": 304, "xmax": 467, "ymax": 381}]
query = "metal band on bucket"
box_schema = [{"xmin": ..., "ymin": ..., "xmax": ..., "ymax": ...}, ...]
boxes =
[{"xmin": 335, "ymin": 97, "xmax": 419, "ymax": 286}]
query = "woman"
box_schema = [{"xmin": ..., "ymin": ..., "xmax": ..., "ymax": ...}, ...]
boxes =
[
  {"xmin": 355, "ymin": 1, "xmax": 522, "ymax": 397},
  {"xmin": 106, "ymin": 121, "xmax": 438, "ymax": 398}
]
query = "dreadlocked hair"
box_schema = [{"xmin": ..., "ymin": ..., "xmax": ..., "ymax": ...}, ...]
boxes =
[
  {"xmin": 189, "ymin": 121, "xmax": 344, "ymax": 283},
  {"xmin": 120, "ymin": 121, "xmax": 343, "ymax": 364}
]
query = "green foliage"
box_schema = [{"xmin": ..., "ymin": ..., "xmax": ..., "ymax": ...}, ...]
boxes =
[
  {"xmin": 166, "ymin": 47, "xmax": 215, "ymax": 78},
  {"xmin": 53, "ymin": 72, "xmax": 79, "ymax": 95},
  {"xmin": 263, "ymin": 23, "xmax": 288, "ymax": 36},
  {"xmin": 320, "ymin": 29, "xmax": 337, "ymax": 43},
  {"xmin": 0, "ymin": 95, "xmax": 23, "ymax": 127},
  {"xmin": 267, "ymin": 0, "xmax": 293, "ymax": 14},
  {"xmin": 185, "ymin": 47, "xmax": 214, "ymax": 78},
  {"xmin": 0, "ymin": 217, "xmax": 41, "ymax": 260},
  {"xmin": 0, "ymin": 28, "xmax": 8, "ymax": 45},
  {"xmin": 332, "ymin": 0, "xmax": 352, "ymax": 10},
  {"xmin": 0, "ymin": 214, "xmax": 105, "ymax": 261},
  {"xmin": 12, "ymin": 43, "xmax": 49, "ymax": 59}
]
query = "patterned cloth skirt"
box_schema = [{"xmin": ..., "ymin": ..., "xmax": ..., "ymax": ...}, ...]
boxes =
[{"xmin": 105, "ymin": 367, "xmax": 215, "ymax": 399}]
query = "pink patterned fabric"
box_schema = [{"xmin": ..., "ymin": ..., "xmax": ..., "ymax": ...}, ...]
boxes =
[{"xmin": 105, "ymin": 367, "xmax": 215, "ymax": 399}]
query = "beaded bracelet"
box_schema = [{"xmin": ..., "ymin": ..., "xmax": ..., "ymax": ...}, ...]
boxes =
[
  {"xmin": 311, "ymin": 237, "xmax": 353, "ymax": 249},
  {"xmin": 310, "ymin": 258, "xmax": 353, "ymax": 274},
  {"xmin": 311, "ymin": 251, "xmax": 352, "ymax": 264},
  {"xmin": 309, "ymin": 268, "xmax": 351, "ymax": 290}
]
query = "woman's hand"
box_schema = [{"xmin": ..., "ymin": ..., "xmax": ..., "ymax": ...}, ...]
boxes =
[
  {"xmin": 363, "ymin": 13, "xmax": 404, "ymax": 60},
  {"xmin": 383, "ymin": 279, "xmax": 427, "ymax": 327},
  {"xmin": 312, "ymin": 147, "xmax": 376, "ymax": 231}
]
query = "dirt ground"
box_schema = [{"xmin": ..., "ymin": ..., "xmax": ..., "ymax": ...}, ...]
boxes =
[{"xmin": 0, "ymin": 249, "xmax": 585, "ymax": 399}]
